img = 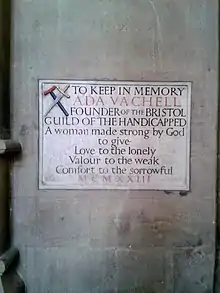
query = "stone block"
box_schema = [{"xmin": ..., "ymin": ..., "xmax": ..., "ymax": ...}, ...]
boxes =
[
  {"xmin": 116, "ymin": 248, "xmax": 166, "ymax": 293},
  {"xmin": 36, "ymin": 195, "xmax": 91, "ymax": 247},
  {"xmin": 21, "ymin": 246, "xmax": 117, "ymax": 293},
  {"xmin": 90, "ymin": 196, "xmax": 215, "ymax": 249},
  {"xmin": 12, "ymin": 197, "xmax": 38, "ymax": 247},
  {"xmin": 173, "ymin": 245, "xmax": 214, "ymax": 293}
]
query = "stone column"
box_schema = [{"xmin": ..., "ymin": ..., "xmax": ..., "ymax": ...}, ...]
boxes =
[{"xmin": 0, "ymin": 2, "xmax": 25, "ymax": 292}]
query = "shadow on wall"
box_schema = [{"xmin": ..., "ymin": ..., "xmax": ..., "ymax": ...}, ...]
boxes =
[{"xmin": 0, "ymin": 0, "xmax": 11, "ymax": 138}]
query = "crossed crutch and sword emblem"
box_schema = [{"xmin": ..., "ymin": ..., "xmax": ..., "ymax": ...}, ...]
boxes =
[{"xmin": 44, "ymin": 85, "xmax": 70, "ymax": 117}]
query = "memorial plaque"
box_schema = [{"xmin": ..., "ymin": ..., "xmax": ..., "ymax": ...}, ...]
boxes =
[{"xmin": 39, "ymin": 80, "xmax": 191, "ymax": 190}]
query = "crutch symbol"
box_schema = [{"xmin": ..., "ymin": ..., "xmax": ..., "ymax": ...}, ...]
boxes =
[{"xmin": 44, "ymin": 85, "xmax": 70, "ymax": 117}]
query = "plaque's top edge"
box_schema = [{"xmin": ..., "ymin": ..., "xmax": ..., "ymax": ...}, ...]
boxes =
[{"xmin": 38, "ymin": 79, "xmax": 192, "ymax": 86}]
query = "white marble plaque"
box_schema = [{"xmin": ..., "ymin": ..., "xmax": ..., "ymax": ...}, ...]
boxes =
[{"xmin": 39, "ymin": 80, "xmax": 191, "ymax": 190}]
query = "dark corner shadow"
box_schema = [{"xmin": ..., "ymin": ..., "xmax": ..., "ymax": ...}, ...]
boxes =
[{"xmin": 0, "ymin": 0, "xmax": 11, "ymax": 139}]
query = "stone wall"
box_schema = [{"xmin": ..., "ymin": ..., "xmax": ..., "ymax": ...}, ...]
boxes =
[{"xmin": 11, "ymin": 1, "xmax": 218, "ymax": 292}]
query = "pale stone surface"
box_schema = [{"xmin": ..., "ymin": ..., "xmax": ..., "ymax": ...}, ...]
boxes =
[{"xmin": 11, "ymin": 0, "xmax": 218, "ymax": 292}]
